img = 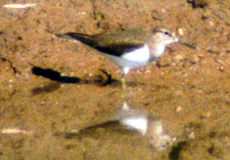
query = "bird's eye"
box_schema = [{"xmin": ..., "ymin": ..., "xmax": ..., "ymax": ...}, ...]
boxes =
[{"xmin": 164, "ymin": 31, "xmax": 169, "ymax": 35}]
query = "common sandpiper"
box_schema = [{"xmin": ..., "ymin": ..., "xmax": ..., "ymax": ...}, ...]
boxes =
[{"xmin": 55, "ymin": 27, "xmax": 195, "ymax": 95}]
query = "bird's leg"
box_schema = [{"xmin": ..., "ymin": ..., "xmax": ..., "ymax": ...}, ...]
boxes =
[
  {"xmin": 121, "ymin": 67, "xmax": 130, "ymax": 101},
  {"xmin": 121, "ymin": 74, "xmax": 126, "ymax": 100}
]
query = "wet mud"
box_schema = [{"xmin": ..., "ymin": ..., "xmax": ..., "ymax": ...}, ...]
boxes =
[{"xmin": 0, "ymin": 0, "xmax": 229, "ymax": 159}]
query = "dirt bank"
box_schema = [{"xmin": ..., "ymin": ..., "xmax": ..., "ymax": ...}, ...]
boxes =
[{"xmin": 0, "ymin": 0, "xmax": 229, "ymax": 159}]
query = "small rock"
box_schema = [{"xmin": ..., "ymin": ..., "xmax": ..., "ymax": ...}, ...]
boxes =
[
  {"xmin": 156, "ymin": 58, "xmax": 171, "ymax": 67},
  {"xmin": 178, "ymin": 28, "xmax": 184, "ymax": 36},
  {"xmin": 176, "ymin": 106, "xmax": 182, "ymax": 112},
  {"xmin": 188, "ymin": 132, "xmax": 195, "ymax": 139},
  {"xmin": 189, "ymin": 55, "xmax": 199, "ymax": 63},
  {"xmin": 174, "ymin": 55, "xmax": 184, "ymax": 61}
]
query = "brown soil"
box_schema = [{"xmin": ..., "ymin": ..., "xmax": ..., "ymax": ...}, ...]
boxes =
[{"xmin": 0, "ymin": 0, "xmax": 229, "ymax": 159}]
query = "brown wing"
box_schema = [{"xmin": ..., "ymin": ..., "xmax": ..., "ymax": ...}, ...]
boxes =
[{"xmin": 55, "ymin": 30, "xmax": 150, "ymax": 57}]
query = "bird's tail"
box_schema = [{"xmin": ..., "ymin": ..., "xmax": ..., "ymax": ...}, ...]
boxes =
[{"xmin": 54, "ymin": 32, "xmax": 97, "ymax": 47}]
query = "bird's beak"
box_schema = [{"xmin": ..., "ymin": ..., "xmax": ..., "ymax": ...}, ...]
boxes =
[
  {"xmin": 178, "ymin": 39, "xmax": 196, "ymax": 49},
  {"xmin": 172, "ymin": 31, "xmax": 196, "ymax": 49}
]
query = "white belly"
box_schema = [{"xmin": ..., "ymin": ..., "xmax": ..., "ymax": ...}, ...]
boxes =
[
  {"xmin": 153, "ymin": 44, "xmax": 166, "ymax": 57},
  {"xmin": 121, "ymin": 117, "xmax": 148, "ymax": 135},
  {"xmin": 121, "ymin": 44, "xmax": 150, "ymax": 62}
]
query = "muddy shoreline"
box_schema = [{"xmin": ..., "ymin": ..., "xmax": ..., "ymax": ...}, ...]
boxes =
[{"xmin": 0, "ymin": 0, "xmax": 229, "ymax": 159}]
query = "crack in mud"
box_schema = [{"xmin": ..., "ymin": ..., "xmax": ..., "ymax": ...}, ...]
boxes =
[{"xmin": 0, "ymin": 56, "xmax": 19, "ymax": 74}]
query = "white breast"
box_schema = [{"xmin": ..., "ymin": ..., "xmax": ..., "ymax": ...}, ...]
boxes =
[
  {"xmin": 121, "ymin": 44, "xmax": 150, "ymax": 62},
  {"xmin": 153, "ymin": 44, "xmax": 166, "ymax": 57}
]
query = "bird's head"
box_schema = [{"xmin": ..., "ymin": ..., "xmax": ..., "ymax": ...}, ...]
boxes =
[{"xmin": 152, "ymin": 27, "xmax": 178, "ymax": 45}]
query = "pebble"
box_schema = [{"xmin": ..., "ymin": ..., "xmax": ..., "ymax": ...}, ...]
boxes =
[
  {"xmin": 176, "ymin": 106, "xmax": 182, "ymax": 112},
  {"xmin": 178, "ymin": 28, "xmax": 184, "ymax": 36},
  {"xmin": 188, "ymin": 131, "xmax": 195, "ymax": 139},
  {"xmin": 174, "ymin": 54, "xmax": 184, "ymax": 61}
]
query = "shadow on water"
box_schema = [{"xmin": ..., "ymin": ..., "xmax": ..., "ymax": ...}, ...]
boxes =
[
  {"xmin": 31, "ymin": 82, "xmax": 62, "ymax": 95},
  {"xmin": 169, "ymin": 141, "xmax": 187, "ymax": 160}
]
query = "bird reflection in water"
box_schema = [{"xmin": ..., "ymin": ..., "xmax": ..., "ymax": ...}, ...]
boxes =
[{"xmin": 55, "ymin": 102, "xmax": 176, "ymax": 151}]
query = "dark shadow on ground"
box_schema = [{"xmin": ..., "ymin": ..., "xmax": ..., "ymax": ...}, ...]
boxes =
[
  {"xmin": 32, "ymin": 67, "xmax": 81, "ymax": 83},
  {"xmin": 32, "ymin": 66, "xmax": 145, "ymax": 87}
]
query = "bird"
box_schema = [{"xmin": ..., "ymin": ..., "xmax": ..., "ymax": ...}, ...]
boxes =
[
  {"xmin": 116, "ymin": 102, "xmax": 176, "ymax": 150},
  {"xmin": 54, "ymin": 101, "xmax": 176, "ymax": 150},
  {"xmin": 54, "ymin": 27, "xmax": 195, "ymax": 95}
]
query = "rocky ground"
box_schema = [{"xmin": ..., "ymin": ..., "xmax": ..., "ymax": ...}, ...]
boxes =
[{"xmin": 0, "ymin": 0, "xmax": 229, "ymax": 159}]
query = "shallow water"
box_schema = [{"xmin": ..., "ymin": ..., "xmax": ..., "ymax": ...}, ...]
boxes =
[{"xmin": 0, "ymin": 0, "xmax": 230, "ymax": 159}]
